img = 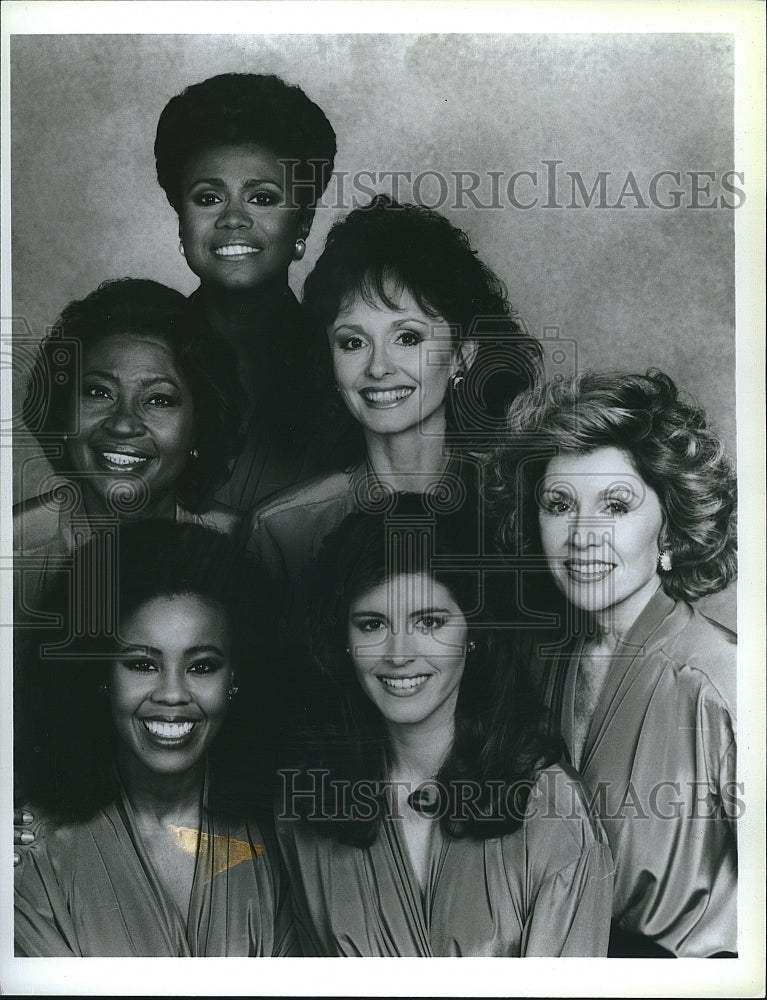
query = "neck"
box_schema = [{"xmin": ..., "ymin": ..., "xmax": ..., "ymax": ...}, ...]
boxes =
[
  {"xmin": 196, "ymin": 280, "xmax": 290, "ymax": 349},
  {"xmin": 589, "ymin": 579, "xmax": 663, "ymax": 653},
  {"xmin": 78, "ymin": 483, "xmax": 176, "ymax": 523},
  {"xmin": 117, "ymin": 750, "xmax": 204, "ymax": 826},
  {"xmin": 385, "ymin": 713, "xmax": 456, "ymax": 787},
  {"xmin": 364, "ymin": 410, "xmax": 450, "ymax": 492}
]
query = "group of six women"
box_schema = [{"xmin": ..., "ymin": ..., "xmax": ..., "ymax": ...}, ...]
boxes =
[{"xmin": 12, "ymin": 72, "xmax": 738, "ymax": 959}]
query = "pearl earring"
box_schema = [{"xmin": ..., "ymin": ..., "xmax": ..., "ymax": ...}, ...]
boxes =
[{"xmin": 293, "ymin": 238, "xmax": 306, "ymax": 261}]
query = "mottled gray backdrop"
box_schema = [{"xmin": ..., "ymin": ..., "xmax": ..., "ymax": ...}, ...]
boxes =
[{"xmin": 10, "ymin": 33, "xmax": 737, "ymax": 624}]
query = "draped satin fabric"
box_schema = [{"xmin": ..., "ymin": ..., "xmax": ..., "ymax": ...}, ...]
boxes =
[
  {"xmin": 276, "ymin": 763, "xmax": 614, "ymax": 956},
  {"xmin": 14, "ymin": 790, "xmax": 297, "ymax": 956},
  {"xmin": 541, "ymin": 588, "xmax": 737, "ymax": 956}
]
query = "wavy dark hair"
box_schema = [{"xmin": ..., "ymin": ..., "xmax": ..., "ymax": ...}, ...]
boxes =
[
  {"xmin": 17, "ymin": 520, "xmax": 277, "ymax": 823},
  {"xmin": 286, "ymin": 500, "xmax": 561, "ymax": 846},
  {"xmin": 22, "ymin": 278, "xmax": 243, "ymax": 512},
  {"xmin": 302, "ymin": 195, "xmax": 543, "ymax": 465},
  {"xmin": 154, "ymin": 72, "xmax": 336, "ymax": 214},
  {"xmin": 487, "ymin": 369, "xmax": 737, "ymax": 602}
]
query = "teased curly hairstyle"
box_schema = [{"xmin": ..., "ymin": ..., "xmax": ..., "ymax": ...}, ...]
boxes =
[
  {"xmin": 17, "ymin": 520, "xmax": 277, "ymax": 823},
  {"xmin": 287, "ymin": 499, "xmax": 561, "ymax": 845},
  {"xmin": 302, "ymin": 195, "xmax": 542, "ymax": 462},
  {"xmin": 487, "ymin": 369, "xmax": 737, "ymax": 602},
  {"xmin": 154, "ymin": 72, "xmax": 336, "ymax": 213},
  {"xmin": 22, "ymin": 278, "xmax": 243, "ymax": 512}
]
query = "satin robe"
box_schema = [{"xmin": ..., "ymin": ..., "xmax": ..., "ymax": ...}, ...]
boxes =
[
  {"xmin": 539, "ymin": 588, "xmax": 737, "ymax": 956},
  {"xmin": 14, "ymin": 791, "xmax": 297, "ymax": 957},
  {"xmin": 276, "ymin": 763, "xmax": 614, "ymax": 956}
]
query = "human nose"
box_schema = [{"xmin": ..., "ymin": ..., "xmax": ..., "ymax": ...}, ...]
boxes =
[
  {"xmin": 382, "ymin": 627, "xmax": 416, "ymax": 667},
  {"xmin": 365, "ymin": 340, "xmax": 395, "ymax": 380},
  {"xmin": 567, "ymin": 515, "xmax": 611, "ymax": 553},
  {"xmin": 151, "ymin": 668, "xmax": 191, "ymax": 706},
  {"xmin": 215, "ymin": 197, "xmax": 253, "ymax": 229},
  {"xmin": 102, "ymin": 396, "xmax": 144, "ymax": 437}
]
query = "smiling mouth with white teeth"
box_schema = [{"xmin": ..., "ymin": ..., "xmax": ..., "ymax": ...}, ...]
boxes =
[
  {"xmin": 142, "ymin": 720, "xmax": 197, "ymax": 739},
  {"xmin": 563, "ymin": 560, "xmax": 616, "ymax": 582},
  {"xmin": 378, "ymin": 674, "xmax": 430, "ymax": 695},
  {"xmin": 213, "ymin": 244, "xmax": 261, "ymax": 258},
  {"xmin": 360, "ymin": 387, "xmax": 415, "ymax": 408},
  {"xmin": 98, "ymin": 451, "xmax": 150, "ymax": 471}
]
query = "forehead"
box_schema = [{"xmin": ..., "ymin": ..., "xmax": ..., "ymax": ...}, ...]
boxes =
[
  {"xmin": 334, "ymin": 279, "xmax": 443, "ymax": 329},
  {"xmin": 120, "ymin": 593, "xmax": 229, "ymax": 645},
  {"xmin": 350, "ymin": 573, "xmax": 459, "ymax": 611},
  {"xmin": 181, "ymin": 142, "xmax": 284, "ymax": 183},
  {"xmin": 83, "ymin": 332, "xmax": 181, "ymax": 374},
  {"xmin": 543, "ymin": 446, "xmax": 643, "ymax": 487}
]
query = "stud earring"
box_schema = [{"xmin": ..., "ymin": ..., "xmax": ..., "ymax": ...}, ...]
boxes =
[
  {"xmin": 345, "ymin": 645, "xmax": 351, "ymax": 655},
  {"xmin": 293, "ymin": 238, "xmax": 306, "ymax": 261},
  {"xmin": 228, "ymin": 684, "xmax": 239, "ymax": 701},
  {"xmin": 179, "ymin": 240, "xmax": 185, "ymax": 257},
  {"xmin": 189, "ymin": 448, "xmax": 199, "ymax": 459},
  {"xmin": 658, "ymin": 550, "xmax": 672, "ymax": 572},
  {"xmin": 98, "ymin": 682, "xmax": 109, "ymax": 697}
]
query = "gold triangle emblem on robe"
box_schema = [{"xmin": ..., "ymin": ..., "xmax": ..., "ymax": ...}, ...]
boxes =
[{"xmin": 168, "ymin": 825, "xmax": 264, "ymax": 881}]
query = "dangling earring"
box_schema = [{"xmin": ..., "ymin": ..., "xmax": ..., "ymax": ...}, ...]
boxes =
[
  {"xmin": 293, "ymin": 238, "xmax": 306, "ymax": 261},
  {"xmin": 451, "ymin": 372, "xmax": 465, "ymax": 390},
  {"xmin": 228, "ymin": 684, "xmax": 239, "ymax": 702},
  {"xmin": 658, "ymin": 549, "xmax": 672, "ymax": 572},
  {"xmin": 98, "ymin": 682, "xmax": 109, "ymax": 697},
  {"xmin": 179, "ymin": 240, "xmax": 186, "ymax": 257},
  {"xmin": 189, "ymin": 447, "xmax": 199, "ymax": 460},
  {"xmin": 467, "ymin": 640, "xmax": 476, "ymax": 654}
]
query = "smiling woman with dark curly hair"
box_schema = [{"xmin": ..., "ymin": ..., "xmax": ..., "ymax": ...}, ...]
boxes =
[
  {"xmin": 13, "ymin": 278, "xmax": 245, "ymax": 615},
  {"xmin": 487, "ymin": 368, "xmax": 737, "ymax": 958}
]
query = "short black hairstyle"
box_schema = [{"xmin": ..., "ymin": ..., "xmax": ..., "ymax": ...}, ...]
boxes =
[
  {"xmin": 154, "ymin": 73, "xmax": 337, "ymax": 213},
  {"xmin": 303, "ymin": 195, "xmax": 542, "ymax": 459},
  {"xmin": 17, "ymin": 520, "xmax": 276, "ymax": 822},
  {"xmin": 22, "ymin": 278, "xmax": 243, "ymax": 512}
]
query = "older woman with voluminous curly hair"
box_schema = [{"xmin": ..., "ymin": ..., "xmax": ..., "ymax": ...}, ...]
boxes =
[{"xmin": 487, "ymin": 368, "xmax": 738, "ymax": 958}]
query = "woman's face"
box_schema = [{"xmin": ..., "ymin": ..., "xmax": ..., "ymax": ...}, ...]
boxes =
[
  {"xmin": 348, "ymin": 573, "xmax": 468, "ymax": 731},
  {"xmin": 111, "ymin": 593, "xmax": 233, "ymax": 781},
  {"xmin": 66, "ymin": 333, "xmax": 195, "ymax": 513},
  {"xmin": 178, "ymin": 142, "xmax": 307, "ymax": 294},
  {"xmin": 537, "ymin": 446, "xmax": 665, "ymax": 631},
  {"xmin": 328, "ymin": 283, "xmax": 464, "ymax": 440}
]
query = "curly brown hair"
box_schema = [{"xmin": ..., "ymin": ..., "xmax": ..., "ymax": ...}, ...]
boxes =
[{"xmin": 487, "ymin": 369, "xmax": 737, "ymax": 602}]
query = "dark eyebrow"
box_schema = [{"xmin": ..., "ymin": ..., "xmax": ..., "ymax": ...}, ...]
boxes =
[
  {"xmin": 185, "ymin": 176, "xmax": 284, "ymax": 194},
  {"xmin": 409, "ymin": 607, "xmax": 451, "ymax": 618},
  {"xmin": 185, "ymin": 645, "xmax": 226, "ymax": 657},
  {"xmin": 83, "ymin": 370, "xmax": 181, "ymax": 389},
  {"xmin": 117, "ymin": 644, "xmax": 162, "ymax": 657}
]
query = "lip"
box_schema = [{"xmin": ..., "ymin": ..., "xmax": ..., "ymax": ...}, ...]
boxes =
[
  {"xmin": 376, "ymin": 674, "xmax": 431, "ymax": 696},
  {"xmin": 563, "ymin": 559, "xmax": 616, "ymax": 583},
  {"xmin": 359, "ymin": 386, "xmax": 415, "ymax": 409},
  {"xmin": 212, "ymin": 241, "xmax": 262, "ymax": 259},
  {"xmin": 92, "ymin": 445, "xmax": 152, "ymax": 473},
  {"xmin": 140, "ymin": 718, "xmax": 200, "ymax": 744}
]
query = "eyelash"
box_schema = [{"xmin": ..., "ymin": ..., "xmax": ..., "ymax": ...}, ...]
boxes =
[
  {"xmin": 81, "ymin": 387, "xmax": 179, "ymax": 408},
  {"xmin": 336, "ymin": 330, "xmax": 424, "ymax": 353},
  {"xmin": 119, "ymin": 659, "xmax": 221, "ymax": 675},
  {"xmin": 354, "ymin": 616, "xmax": 447, "ymax": 634},
  {"xmin": 539, "ymin": 498, "xmax": 631, "ymax": 516},
  {"xmin": 193, "ymin": 191, "xmax": 278, "ymax": 207}
]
